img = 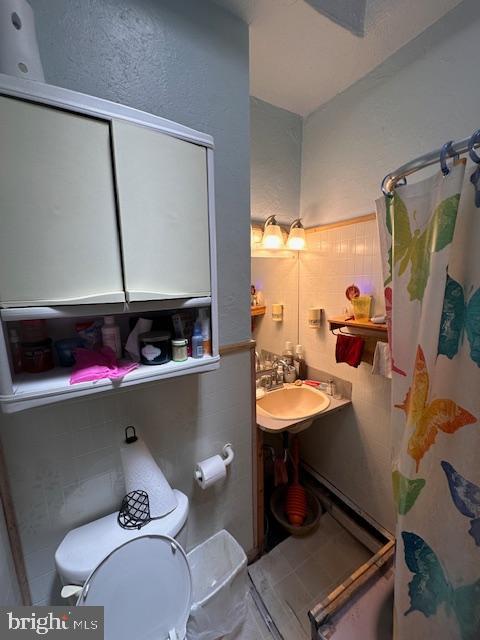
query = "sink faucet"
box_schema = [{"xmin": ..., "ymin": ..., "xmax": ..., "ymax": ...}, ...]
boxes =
[{"xmin": 255, "ymin": 361, "xmax": 284, "ymax": 391}]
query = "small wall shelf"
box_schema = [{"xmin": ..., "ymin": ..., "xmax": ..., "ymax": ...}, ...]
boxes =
[
  {"xmin": 328, "ymin": 316, "xmax": 387, "ymax": 333},
  {"xmin": 251, "ymin": 306, "xmax": 266, "ymax": 318},
  {"xmin": 328, "ymin": 316, "xmax": 387, "ymax": 366}
]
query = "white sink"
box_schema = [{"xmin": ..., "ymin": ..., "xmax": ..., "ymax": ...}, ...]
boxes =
[{"xmin": 256, "ymin": 383, "xmax": 331, "ymax": 433}]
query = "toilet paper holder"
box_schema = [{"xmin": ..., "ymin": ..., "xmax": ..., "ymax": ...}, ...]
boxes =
[{"xmin": 194, "ymin": 444, "xmax": 234, "ymax": 482}]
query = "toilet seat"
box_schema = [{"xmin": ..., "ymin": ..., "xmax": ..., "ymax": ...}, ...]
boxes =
[{"xmin": 78, "ymin": 534, "xmax": 192, "ymax": 640}]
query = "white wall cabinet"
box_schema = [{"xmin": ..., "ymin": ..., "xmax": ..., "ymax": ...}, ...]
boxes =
[
  {"xmin": 112, "ymin": 121, "xmax": 211, "ymax": 301},
  {"xmin": 0, "ymin": 96, "xmax": 125, "ymax": 307},
  {"xmin": 0, "ymin": 74, "xmax": 219, "ymax": 412}
]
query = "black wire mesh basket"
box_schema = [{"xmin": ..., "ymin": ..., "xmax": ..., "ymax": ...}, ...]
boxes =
[{"xmin": 118, "ymin": 489, "xmax": 152, "ymax": 530}]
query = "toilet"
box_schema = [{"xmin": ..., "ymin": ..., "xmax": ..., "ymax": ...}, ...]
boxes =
[{"xmin": 55, "ymin": 489, "xmax": 248, "ymax": 640}]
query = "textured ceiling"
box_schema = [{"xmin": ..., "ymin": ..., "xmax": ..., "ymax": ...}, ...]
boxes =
[{"xmin": 214, "ymin": 0, "xmax": 465, "ymax": 115}]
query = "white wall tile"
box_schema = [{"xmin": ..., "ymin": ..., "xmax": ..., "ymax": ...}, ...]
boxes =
[
  {"xmin": 0, "ymin": 350, "xmax": 253, "ymax": 604},
  {"xmin": 298, "ymin": 222, "xmax": 394, "ymax": 532}
]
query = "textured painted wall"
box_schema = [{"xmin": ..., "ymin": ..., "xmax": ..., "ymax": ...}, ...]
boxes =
[
  {"xmin": 251, "ymin": 97, "xmax": 302, "ymax": 225},
  {"xmin": 0, "ymin": 0, "xmax": 252, "ymax": 605},
  {"xmin": 30, "ymin": 0, "xmax": 250, "ymax": 345},
  {"xmin": 301, "ymin": 0, "xmax": 480, "ymax": 225}
]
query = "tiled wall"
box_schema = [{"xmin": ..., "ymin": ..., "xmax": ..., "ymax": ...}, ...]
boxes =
[
  {"xmin": 1, "ymin": 351, "xmax": 252, "ymax": 605},
  {"xmin": 299, "ymin": 218, "xmax": 394, "ymax": 533},
  {"xmin": 251, "ymin": 256, "xmax": 299, "ymax": 355},
  {"xmin": 0, "ymin": 505, "xmax": 21, "ymax": 606},
  {"xmin": 251, "ymin": 218, "xmax": 395, "ymax": 533}
]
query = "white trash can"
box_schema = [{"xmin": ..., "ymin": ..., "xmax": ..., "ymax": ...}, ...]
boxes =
[{"xmin": 186, "ymin": 529, "xmax": 248, "ymax": 640}]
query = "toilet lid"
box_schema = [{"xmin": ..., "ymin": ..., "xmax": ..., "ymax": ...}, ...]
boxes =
[{"xmin": 78, "ymin": 534, "xmax": 192, "ymax": 640}]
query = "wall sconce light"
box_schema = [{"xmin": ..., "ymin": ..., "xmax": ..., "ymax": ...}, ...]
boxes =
[
  {"xmin": 250, "ymin": 224, "xmax": 263, "ymax": 248},
  {"xmin": 286, "ymin": 219, "xmax": 306, "ymax": 250},
  {"xmin": 262, "ymin": 215, "xmax": 285, "ymax": 249}
]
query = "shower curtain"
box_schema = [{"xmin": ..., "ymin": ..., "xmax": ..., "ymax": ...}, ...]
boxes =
[{"xmin": 376, "ymin": 160, "xmax": 480, "ymax": 640}]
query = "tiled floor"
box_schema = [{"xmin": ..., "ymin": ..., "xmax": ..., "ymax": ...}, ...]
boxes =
[{"xmin": 248, "ymin": 513, "xmax": 372, "ymax": 640}]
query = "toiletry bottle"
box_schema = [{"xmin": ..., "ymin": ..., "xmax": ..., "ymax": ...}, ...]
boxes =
[
  {"xmin": 191, "ymin": 321, "xmax": 204, "ymax": 359},
  {"xmin": 199, "ymin": 309, "xmax": 212, "ymax": 356},
  {"xmin": 283, "ymin": 341, "xmax": 294, "ymax": 366},
  {"xmin": 294, "ymin": 345, "xmax": 307, "ymax": 380},
  {"xmin": 8, "ymin": 328, "xmax": 22, "ymax": 374},
  {"xmin": 102, "ymin": 316, "xmax": 122, "ymax": 359}
]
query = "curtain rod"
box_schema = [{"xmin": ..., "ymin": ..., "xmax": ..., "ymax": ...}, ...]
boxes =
[{"xmin": 382, "ymin": 132, "xmax": 480, "ymax": 196}]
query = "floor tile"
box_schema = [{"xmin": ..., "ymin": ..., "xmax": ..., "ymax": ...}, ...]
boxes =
[
  {"xmin": 274, "ymin": 571, "xmax": 311, "ymax": 619},
  {"xmin": 295, "ymin": 556, "xmax": 335, "ymax": 601}
]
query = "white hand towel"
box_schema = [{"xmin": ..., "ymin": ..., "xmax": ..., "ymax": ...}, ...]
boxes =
[{"xmin": 372, "ymin": 341, "xmax": 392, "ymax": 379}]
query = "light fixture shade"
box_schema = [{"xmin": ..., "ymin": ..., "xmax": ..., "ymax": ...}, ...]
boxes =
[
  {"xmin": 262, "ymin": 216, "xmax": 285, "ymax": 249},
  {"xmin": 262, "ymin": 224, "xmax": 284, "ymax": 249},
  {"xmin": 286, "ymin": 227, "xmax": 306, "ymax": 250},
  {"xmin": 287, "ymin": 219, "xmax": 306, "ymax": 250}
]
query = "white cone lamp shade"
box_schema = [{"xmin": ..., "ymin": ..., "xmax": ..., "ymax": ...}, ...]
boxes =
[
  {"xmin": 286, "ymin": 219, "xmax": 306, "ymax": 250},
  {"xmin": 262, "ymin": 216, "xmax": 285, "ymax": 249}
]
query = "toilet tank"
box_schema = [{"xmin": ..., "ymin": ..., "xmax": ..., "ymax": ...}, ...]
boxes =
[{"xmin": 55, "ymin": 489, "xmax": 188, "ymax": 586}]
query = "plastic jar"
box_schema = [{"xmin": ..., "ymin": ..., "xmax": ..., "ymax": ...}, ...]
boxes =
[
  {"xmin": 139, "ymin": 331, "xmax": 171, "ymax": 365},
  {"xmin": 21, "ymin": 339, "xmax": 54, "ymax": 373},
  {"xmin": 172, "ymin": 338, "xmax": 188, "ymax": 362}
]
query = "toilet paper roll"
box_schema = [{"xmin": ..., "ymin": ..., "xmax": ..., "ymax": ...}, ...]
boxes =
[
  {"xmin": 120, "ymin": 438, "xmax": 177, "ymax": 517},
  {"xmin": 195, "ymin": 454, "xmax": 227, "ymax": 490}
]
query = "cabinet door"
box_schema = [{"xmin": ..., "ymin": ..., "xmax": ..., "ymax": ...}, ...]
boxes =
[
  {"xmin": 0, "ymin": 97, "xmax": 125, "ymax": 307},
  {"xmin": 112, "ymin": 120, "xmax": 211, "ymax": 302}
]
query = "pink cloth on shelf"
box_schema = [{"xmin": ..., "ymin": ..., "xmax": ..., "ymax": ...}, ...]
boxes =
[{"xmin": 70, "ymin": 347, "xmax": 138, "ymax": 385}]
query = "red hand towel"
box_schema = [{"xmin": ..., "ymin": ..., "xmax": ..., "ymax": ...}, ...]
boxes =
[{"xmin": 335, "ymin": 334, "xmax": 365, "ymax": 367}]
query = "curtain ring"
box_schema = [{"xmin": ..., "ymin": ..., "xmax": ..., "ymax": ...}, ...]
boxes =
[
  {"xmin": 468, "ymin": 129, "xmax": 480, "ymax": 164},
  {"xmin": 440, "ymin": 140, "xmax": 456, "ymax": 176}
]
